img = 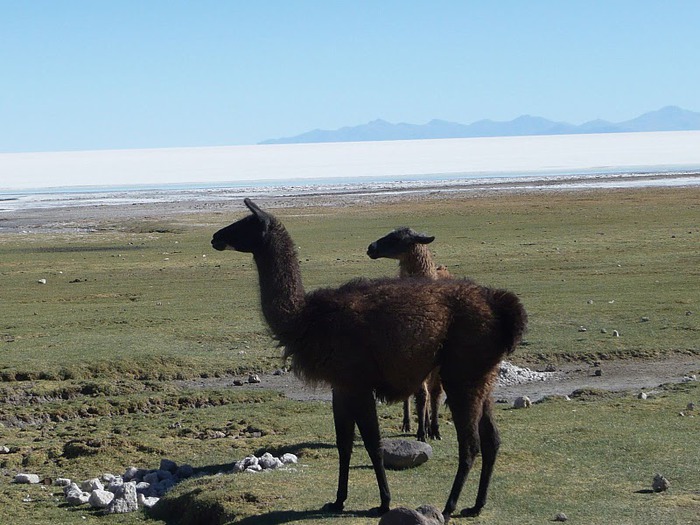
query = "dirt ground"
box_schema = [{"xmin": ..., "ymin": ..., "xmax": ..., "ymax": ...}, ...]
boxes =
[{"xmin": 179, "ymin": 354, "xmax": 699, "ymax": 403}]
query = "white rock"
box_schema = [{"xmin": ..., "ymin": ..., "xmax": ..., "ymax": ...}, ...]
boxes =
[
  {"xmin": 81, "ymin": 478, "xmax": 104, "ymax": 492},
  {"xmin": 88, "ymin": 489, "xmax": 115, "ymax": 508},
  {"xmin": 54, "ymin": 478, "xmax": 72, "ymax": 487},
  {"xmin": 65, "ymin": 489, "xmax": 90, "ymax": 506},
  {"xmin": 281, "ymin": 453, "xmax": 298, "ymax": 464},
  {"xmin": 638, "ymin": 392, "xmax": 648, "ymax": 400},
  {"xmin": 0, "ymin": 446, "xmax": 10, "ymax": 454},
  {"xmin": 38, "ymin": 279, "xmax": 47, "ymax": 284},
  {"xmin": 258, "ymin": 452, "xmax": 281, "ymax": 469},
  {"xmin": 14, "ymin": 473, "xmax": 41, "ymax": 484},
  {"xmin": 513, "ymin": 396, "xmax": 532, "ymax": 409},
  {"xmin": 137, "ymin": 493, "xmax": 160, "ymax": 509}
]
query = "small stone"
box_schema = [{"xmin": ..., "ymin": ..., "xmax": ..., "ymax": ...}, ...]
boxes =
[
  {"xmin": 54, "ymin": 478, "xmax": 72, "ymax": 487},
  {"xmin": 65, "ymin": 490, "xmax": 90, "ymax": 506},
  {"xmin": 258, "ymin": 452, "xmax": 282, "ymax": 469},
  {"xmin": 233, "ymin": 379, "xmax": 244, "ymax": 386},
  {"xmin": 159, "ymin": 458, "xmax": 178, "ymax": 473},
  {"xmin": 280, "ymin": 453, "xmax": 298, "ymax": 464},
  {"xmin": 38, "ymin": 279, "xmax": 47, "ymax": 284},
  {"xmin": 578, "ymin": 326, "xmax": 587, "ymax": 332},
  {"xmin": 612, "ymin": 330, "xmax": 620, "ymax": 337},
  {"xmin": 638, "ymin": 392, "xmax": 648, "ymax": 400},
  {"xmin": 378, "ymin": 506, "xmax": 426, "ymax": 525},
  {"xmin": 513, "ymin": 396, "xmax": 532, "ymax": 409},
  {"xmin": 594, "ymin": 369, "xmax": 602, "ymax": 377},
  {"xmin": 143, "ymin": 471, "xmax": 160, "ymax": 485},
  {"xmin": 247, "ymin": 373, "xmax": 261, "ymax": 383},
  {"xmin": 122, "ymin": 466, "xmax": 140, "ymax": 481},
  {"xmin": 81, "ymin": 478, "xmax": 104, "ymax": 492},
  {"xmin": 381, "ymin": 439, "xmax": 432, "ymax": 470},
  {"xmin": 88, "ymin": 489, "xmax": 115, "ymax": 509},
  {"xmin": 687, "ymin": 402, "xmax": 696, "ymax": 411},
  {"xmin": 554, "ymin": 512, "xmax": 569, "ymax": 522},
  {"xmin": 641, "ymin": 316, "xmax": 650, "ymax": 322},
  {"xmin": 137, "ymin": 493, "xmax": 160, "ymax": 509},
  {"xmin": 652, "ymin": 474, "xmax": 670, "ymax": 492},
  {"xmin": 14, "ymin": 473, "xmax": 41, "ymax": 484},
  {"xmin": 587, "ymin": 299, "xmax": 594, "ymax": 304},
  {"xmin": 600, "ymin": 328, "xmax": 607, "ymax": 334},
  {"xmin": 0, "ymin": 446, "xmax": 10, "ymax": 454}
]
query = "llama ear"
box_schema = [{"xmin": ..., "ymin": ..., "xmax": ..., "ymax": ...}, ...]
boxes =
[
  {"xmin": 244, "ymin": 198, "xmax": 272, "ymax": 225},
  {"xmin": 416, "ymin": 234, "xmax": 435, "ymax": 244}
]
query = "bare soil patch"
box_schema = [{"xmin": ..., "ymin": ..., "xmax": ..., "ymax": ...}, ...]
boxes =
[{"xmin": 177, "ymin": 354, "xmax": 699, "ymax": 403}]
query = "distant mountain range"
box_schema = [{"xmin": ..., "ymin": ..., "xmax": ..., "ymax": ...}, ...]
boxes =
[{"xmin": 260, "ymin": 106, "xmax": 700, "ymax": 145}]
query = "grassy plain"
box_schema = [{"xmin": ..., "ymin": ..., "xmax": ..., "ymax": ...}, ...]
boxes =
[{"xmin": 0, "ymin": 187, "xmax": 699, "ymax": 524}]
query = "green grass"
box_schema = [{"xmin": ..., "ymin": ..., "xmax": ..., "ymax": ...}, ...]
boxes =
[{"xmin": 0, "ymin": 187, "xmax": 699, "ymax": 523}]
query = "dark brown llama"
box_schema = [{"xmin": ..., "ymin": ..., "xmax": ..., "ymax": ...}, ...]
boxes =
[
  {"xmin": 367, "ymin": 227, "xmax": 448, "ymax": 441},
  {"xmin": 211, "ymin": 199, "xmax": 527, "ymax": 520}
]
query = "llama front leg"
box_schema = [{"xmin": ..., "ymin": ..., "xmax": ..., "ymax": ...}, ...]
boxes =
[
  {"xmin": 353, "ymin": 389, "xmax": 391, "ymax": 515},
  {"xmin": 461, "ymin": 399, "xmax": 500, "ymax": 517},
  {"xmin": 324, "ymin": 389, "xmax": 356, "ymax": 513}
]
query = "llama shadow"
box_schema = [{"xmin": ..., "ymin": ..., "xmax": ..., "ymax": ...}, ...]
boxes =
[{"xmin": 232, "ymin": 508, "xmax": 380, "ymax": 525}]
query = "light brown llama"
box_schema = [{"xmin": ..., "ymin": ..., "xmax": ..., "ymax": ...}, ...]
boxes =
[
  {"xmin": 211, "ymin": 199, "xmax": 527, "ymax": 520},
  {"xmin": 367, "ymin": 227, "xmax": 448, "ymax": 441}
]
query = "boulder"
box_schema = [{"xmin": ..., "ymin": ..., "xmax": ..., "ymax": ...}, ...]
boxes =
[
  {"xmin": 105, "ymin": 481, "xmax": 138, "ymax": 514},
  {"xmin": 381, "ymin": 439, "xmax": 432, "ymax": 470}
]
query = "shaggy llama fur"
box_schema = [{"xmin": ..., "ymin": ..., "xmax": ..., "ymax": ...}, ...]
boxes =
[{"xmin": 211, "ymin": 199, "xmax": 527, "ymax": 520}]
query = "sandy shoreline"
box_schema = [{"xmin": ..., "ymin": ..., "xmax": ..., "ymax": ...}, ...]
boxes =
[{"xmin": 2, "ymin": 171, "xmax": 700, "ymax": 234}]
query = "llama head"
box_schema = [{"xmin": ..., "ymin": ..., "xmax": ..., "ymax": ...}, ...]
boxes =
[
  {"xmin": 366, "ymin": 227, "xmax": 435, "ymax": 260},
  {"xmin": 211, "ymin": 198, "xmax": 274, "ymax": 253}
]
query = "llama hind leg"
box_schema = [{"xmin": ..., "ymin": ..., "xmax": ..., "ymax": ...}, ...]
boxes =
[
  {"xmin": 401, "ymin": 398, "xmax": 411, "ymax": 433},
  {"xmin": 440, "ymin": 384, "xmax": 483, "ymax": 519},
  {"xmin": 414, "ymin": 383, "xmax": 429, "ymax": 442},
  {"xmin": 427, "ymin": 369, "xmax": 443, "ymax": 440},
  {"xmin": 324, "ymin": 389, "xmax": 356, "ymax": 513},
  {"xmin": 461, "ymin": 399, "xmax": 500, "ymax": 517}
]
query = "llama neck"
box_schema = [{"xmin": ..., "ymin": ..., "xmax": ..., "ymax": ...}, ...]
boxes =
[
  {"xmin": 252, "ymin": 221, "xmax": 306, "ymax": 341},
  {"xmin": 398, "ymin": 244, "xmax": 438, "ymax": 278}
]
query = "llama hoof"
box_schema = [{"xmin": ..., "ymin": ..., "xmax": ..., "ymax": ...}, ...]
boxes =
[
  {"xmin": 322, "ymin": 501, "xmax": 344, "ymax": 513},
  {"xmin": 460, "ymin": 506, "xmax": 483, "ymax": 517}
]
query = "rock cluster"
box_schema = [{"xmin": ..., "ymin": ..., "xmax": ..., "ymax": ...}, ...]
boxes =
[
  {"xmin": 14, "ymin": 452, "xmax": 299, "ymax": 515},
  {"xmin": 497, "ymin": 361, "xmax": 553, "ymax": 386}
]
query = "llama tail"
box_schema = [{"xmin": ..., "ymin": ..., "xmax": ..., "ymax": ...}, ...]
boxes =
[{"xmin": 488, "ymin": 288, "xmax": 528, "ymax": 355}]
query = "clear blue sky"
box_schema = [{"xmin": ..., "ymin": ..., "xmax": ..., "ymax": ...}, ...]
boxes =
[{"xmin": 2, "ymin": 1, "xmax": 699, "ymax": 153}]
